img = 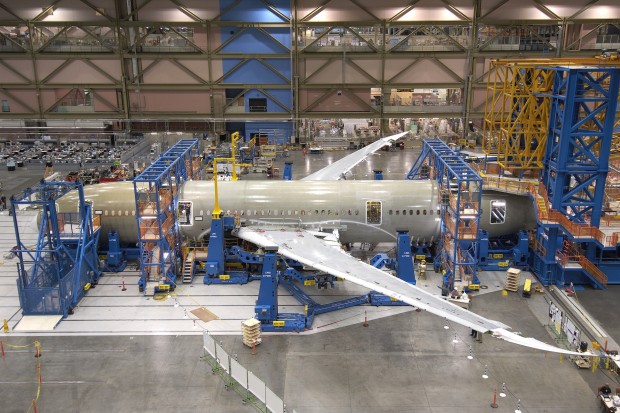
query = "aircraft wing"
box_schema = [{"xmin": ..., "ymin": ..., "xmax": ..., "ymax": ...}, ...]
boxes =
[
  {"xmin": 236, "ymin": 226, "xmax": 592, "ymax": 356},
  {"xmin": 302, "ymin": 132, "xmax": 409, "ymax": 181}
]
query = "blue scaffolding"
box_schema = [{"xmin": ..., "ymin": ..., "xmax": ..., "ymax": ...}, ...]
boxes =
[
  {"xmin": 133, "ymin": 139, "xmax": 202, "ymax": 294},
  {"xmin": 408, "ymin": 138, "xmax": 482, "ymax": 290},
  {"xmin": 532, "ymin": 66, "xmax": 620, "ymax": 288},
  {"xmin": 13, "ymin": 181, "xmax": 101, "ymax": 317}
]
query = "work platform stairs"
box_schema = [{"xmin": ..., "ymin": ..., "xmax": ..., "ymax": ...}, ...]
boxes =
[
  {"xmin": 474, "ymin": 171, "xmax": 611, "ymax": 287},
  {"xmin": 182, "ymin": 250, "xmax": 195, "ymax": 283},
  {"xmin": 529, "ymin": 184, "xmax": 609, "ymax": 288}
]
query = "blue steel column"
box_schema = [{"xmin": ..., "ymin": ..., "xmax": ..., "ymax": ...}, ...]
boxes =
[
  {"xmin": 537, "ymin": 66, "xmax": 620, "ymax": 286},
  {"xmin": 542, "ymin": 67, "xmax": 620, "ymax": 226}
]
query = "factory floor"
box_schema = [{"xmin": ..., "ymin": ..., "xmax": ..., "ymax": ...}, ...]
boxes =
[{"xmin": 0, "ymin": 143, "xmax": 618, "ymax": 413}]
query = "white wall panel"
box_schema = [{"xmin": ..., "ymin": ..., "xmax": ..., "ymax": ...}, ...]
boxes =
[
  {"xmin": 215, "ymin": 343, "xmax": 229, "ymax": 374},
  {"xmin": 230, "ymin": 358, "xmax": 248, "ymax": 389},
  {"xmin": 204, "ymin": 332, "xmax": 216, "ymax": 358},
  {"xmin": 248, "ymin": 371, "xmax": 266, "ymax": 403}
]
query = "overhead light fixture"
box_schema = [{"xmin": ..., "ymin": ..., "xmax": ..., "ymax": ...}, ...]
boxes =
[{"xmin": 42, "ymin": 6, "xmax": 54, "ymax": 16}]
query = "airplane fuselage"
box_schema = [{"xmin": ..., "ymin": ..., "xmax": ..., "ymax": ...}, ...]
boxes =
[{"xmin": 57, "ymin": 180, "xmax": 535, "ymax": 247}]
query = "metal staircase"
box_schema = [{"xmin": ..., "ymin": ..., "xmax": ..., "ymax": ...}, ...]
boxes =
[{"xmin": 182, "ymin": 250, "xmax": 195, "ymax": 283}]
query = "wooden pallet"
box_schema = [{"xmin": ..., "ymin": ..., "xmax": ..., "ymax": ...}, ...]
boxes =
[
  {"xmin": 242, "ymin": 318, "xmax": 262, "ymax": 348},
  {"xmin": 505, "ymin": 268, "xmax": 521, "ymax": 292}
]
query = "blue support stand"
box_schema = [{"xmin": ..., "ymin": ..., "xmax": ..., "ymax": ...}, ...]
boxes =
[
  {"xmin": 255, "ymin": 247, "xmax": 279, "ymax": 323},
  {"xmin": 103, "ymin": 231, "xmax": 127, "ymax": 272},
  {"xmin": 205, "ymin": 216, "xmax": 225, "ymax": 278},
  {"xmin": 283, "ymin": 162, "xmax": 293, "ymax": 180},
  {"xmin": 395, "ymin": 230, "xmax": 415, "ymax": 284},
  {"xmin": 257, "ymin": 247, "xmax": 307, "ymax": 332},
  {"xmin": 373, "ymin": 170, "xmax": 383, "ymax": 180}
]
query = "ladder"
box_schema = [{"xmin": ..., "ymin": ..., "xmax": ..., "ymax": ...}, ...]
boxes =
[{"xmin": 182, "ymin": 250, "xmax": 195, "ymax": 283}]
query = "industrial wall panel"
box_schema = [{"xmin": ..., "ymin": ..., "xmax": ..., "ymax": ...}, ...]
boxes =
[
  {"xmin": 300, "ymin": 89, "xmax": 372, "ymax": 113},
  {"xmin": 0, "ymin": 60, "xmax": 35, "ymax": 84},
  {"xmin": 133, "ymin": 0, "xmax": 219, "ymax": 22},
  {"xmin": 141, "ymin": 60, "xmax": 207, "ymax": 85},
  {"xmin": 129, "ymin": 91, "xmax": 210, "ymax": 113},
  {"xmin": 303, "ymin": 59, "xmax": 377, "ymax": 84},
  {"xmin": 297, "ymin": 0, "xmax": 473, "ymax": 22},
  {"xmin": 0, "ymin": 89, "xmax": 38, "ymax": 113},
  {"xmin": 0, "ymin": 0, "xmax": 117, "ymax": 21},
  {"xmin": 36, "ymin": 60, "xmax": 120, "ymax": 85},
  {"xmin": 384, "ymin": 58, "xmax": 466, "ymax": 84},
  {"xmin": 219, "ymin": 0, "xmax": 290, "ymax": 22},
  {"xmin": 573, "ymin": 0, "xmax": 620, "ymax": 19}
]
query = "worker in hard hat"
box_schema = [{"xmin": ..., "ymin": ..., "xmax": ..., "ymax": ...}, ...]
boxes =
[{"xmin": 418, "ymin": 259, "xmax": 427, "ymax": 279}]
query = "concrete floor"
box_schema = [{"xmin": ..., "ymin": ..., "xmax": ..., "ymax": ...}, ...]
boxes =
[{"xmin": 0, "ymin": 142, "xmax": 618, "ymax": 413}]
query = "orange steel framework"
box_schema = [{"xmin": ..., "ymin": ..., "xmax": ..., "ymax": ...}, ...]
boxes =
[{"xmin": 483, "ymin": 58, "xmax": 620, "ymax": 174}]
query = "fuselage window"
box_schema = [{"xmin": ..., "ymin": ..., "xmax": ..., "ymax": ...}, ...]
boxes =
[
  {"xmin": 328, "ymin": 210, "xmax": 332, "ymax": 215},
  {"xmin": 321, "ymin": 209, "xmax": 325, "ymax": 215},
  {"xmin": 429, "ymin": 210, "xmax": 433, "ymax": 215},
  {"xmin": 389, "ymin": 210, "xmax": 393, "ymax": 215},
  {"xmin": 247, "ymin": 210, "xmax": 251, "ymax": 216},
  {"xmin": 261, "ymin": 210, "xmax": 265, "ymax": 216},
  {"xmin": 178, "ymin": 201, "xmax": 192, "ymax": 226},
  {"xmin": 366, "ymin": 201, "xmax": 382, "ymax": 225},
  {"xmin": 490, "ymin": 200, "xmax": 506, "ymax": 224},
  {"xmin": 301, "ymin": 210, "xmax": 305, "ymax": 215},
  {"xmin": 423, "ymin": 210, "xmax": 427, "ymax": 215},
  {"xmin": 395, "ymin": 210, "xmax": 399, "ymax": 216},
  {"xmin": 355, "ymin": 210, "xmax": 359, "ymax": 215},
  {"xmin": 288, "ymin": 210, "xmax": 291, "ymax": 216},
  {"xmin": 315, "ymin": 210, "xmax": 319, "ymax": 215},
  {"xmin": 409, "ymin": 210, "xmax": 413, "ymax": 215},
  {"xmin": 416, "ymin": 210, "xmax": 420, "ymax": 215},
  {"xmin": 437, "ymin": 209, "xmax": 440, "ymax": 215},
  {"xmin": 402, "ymin": 210, "xmax": 406, "ymax": 216}
]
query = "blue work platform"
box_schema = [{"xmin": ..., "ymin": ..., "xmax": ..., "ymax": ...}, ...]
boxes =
[
  {"xmin": 408, "ymin": 138, "xmax": 482, "ymax": 290},
  {"xmin": 13, "ymin": 181, "xmax": 101, "ymax": 317},
  {"xmin": 133, "ymin": 139, "xmax": 202, "ymax": 294}
]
